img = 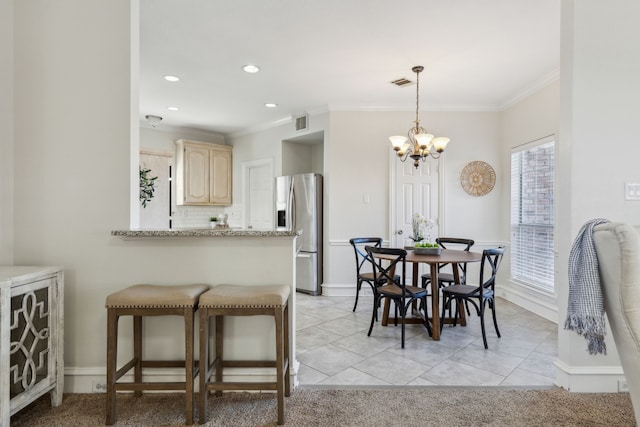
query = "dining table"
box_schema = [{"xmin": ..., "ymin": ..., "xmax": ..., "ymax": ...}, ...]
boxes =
[{"xmin": 375, "ymin": 248, "xmax": 482, "ymax": 341}]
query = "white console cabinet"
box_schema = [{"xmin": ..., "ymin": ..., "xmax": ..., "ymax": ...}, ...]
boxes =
[{"xmin": 0, "ymin": 267, "xmax": 64, "ymax": 426}]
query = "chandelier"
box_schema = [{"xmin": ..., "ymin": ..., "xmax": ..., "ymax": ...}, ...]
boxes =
[{"xmin": 390, "ymin": 66, "xmax": 450, "ymax": 168}]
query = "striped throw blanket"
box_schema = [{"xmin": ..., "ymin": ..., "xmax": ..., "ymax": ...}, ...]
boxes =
[{"xmin": 564, "ymin": 218, "xmax": 610, "ymax": 355}]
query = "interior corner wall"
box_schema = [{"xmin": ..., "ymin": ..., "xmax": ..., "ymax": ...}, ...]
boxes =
[
  {"xmin": 0, "ymin": 0, "xmax": 14, "ymax": 265},
  {"xmin": 498, "ymin": 80, "xmax": 560, "ymax": 321},
  {"xmin": 556, "ymin": 0, "xmax": 640, "ymax": 392},
  {"xmin": 324, "ymin": 110, "xmax": 503, "ymax": 293}
]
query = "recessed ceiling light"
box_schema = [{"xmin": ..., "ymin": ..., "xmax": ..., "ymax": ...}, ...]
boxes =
[
  {"xmin": 167, "ymin": 106, "xmax": 180, "ymax": 111},
  {"xmin": 164, "ymin": 75, "xmax": 180, "ymax": 82},
  {"xmin": 242, "ymin": 65, "xmax": 260, "ymax": 73},
  {"xmin": 265, "ymin": 103, "xmax": 278, "ymax": 108}
]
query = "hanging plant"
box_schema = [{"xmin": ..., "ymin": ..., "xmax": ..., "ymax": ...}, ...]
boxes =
[{"xmin": 139, "ymin": 165, "xmax": 158, "ymax": 208}]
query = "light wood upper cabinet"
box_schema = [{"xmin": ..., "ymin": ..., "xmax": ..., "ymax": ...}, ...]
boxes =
[{"xmin": 175, "ymin": 139, "xmax": 232, "ymax": 206}]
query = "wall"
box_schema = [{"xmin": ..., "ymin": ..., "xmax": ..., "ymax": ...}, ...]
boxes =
[
  {"xmin": 556, "ymin": 0, "xmax": 640, "ymax": 392},
  {"xmin": 0, "ymin": 0, "xmax": 13, "ymax": 265},
  {"xmin": 499, "ymin": 80, "xmax": 560, "ymax": 321},
  {"xmin": 11, "ymin": 0, "xmax": 298, "ymax": 393},
  {"xmin": 227, "ymin": 113, "xmax": 329, "ymax": 228},
  {"xmin": 324, "ymin": 110, "xmax": 504, "ymax": 293}
]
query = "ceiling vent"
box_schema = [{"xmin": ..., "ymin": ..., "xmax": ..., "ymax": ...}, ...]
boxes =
[
  {"xmin": 390, "ymin": 77, "xmax": 414, "ymax": 87},
  {"xmin": 295, "ymin": 113, "xmax": 309, "ymax": 131}
]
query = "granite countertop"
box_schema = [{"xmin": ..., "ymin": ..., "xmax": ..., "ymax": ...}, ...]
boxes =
[{"xmin": 111, "ymin": 228, "xmax": 298, "ymax": 238}]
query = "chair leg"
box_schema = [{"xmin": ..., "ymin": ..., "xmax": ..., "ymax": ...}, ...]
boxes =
[
  {"xmin": 352, "ymin": 279, "xmax": 362, "ymax": 312},
  {"xmin": 421, "ymin": 296, "xmax": 432, "ymax": 336},
  {"xmin": 284, "ymin": 303, "xmax": 291, "ymax": 397},
  {"xmin": 198, "ymin": 309, "xmax": 209, "ymax": 424},
  {"xmin": 184, "ymin": 308, "xmax": 194, "ymax": 425},
  {"xmin": 214, "ymin": 316, "xmax": 224, "ymax": 397},
  {"xmin": 490, "ymin": 297, "xmax": 501, "ymax": 338},
  {"xmin": 399, "ymin": 300, "xmax": 406, "ymax": 349},
  {"xmin": 480, "ymin": 300, "xmax": 489, "ymax": 349},
  {"xmin": 133, "ymin": 315, "xmax": 142, "ymax": 397},
  {"xmin": 275, "ymin": 309, "xmax": 285, "ymax": 426},
  {"xmin": 106, "ymin": 310, "xmax": 118, "ymax": 425},
  {"xmin": 368, "ymin": 294, "xmax": 379, "ymax": 337}
]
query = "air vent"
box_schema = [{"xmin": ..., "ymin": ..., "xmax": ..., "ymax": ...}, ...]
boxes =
[
  {"xmin": 295, "ymin": 114, "xmax": 309, "ymax": 131},
  {"xmin": 390, "ymin": 77, "xmax": 414, "ymax": 87}
]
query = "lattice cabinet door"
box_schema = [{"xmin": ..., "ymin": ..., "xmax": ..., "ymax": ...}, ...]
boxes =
[{"xmin": 0, "ymin": 267, "xmax": 64, "ymax": 425}]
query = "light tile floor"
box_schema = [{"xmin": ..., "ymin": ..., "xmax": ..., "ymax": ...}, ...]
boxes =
[{"xmin": 296, "ymin": 293, "xmax": 558, "ymax": 387}]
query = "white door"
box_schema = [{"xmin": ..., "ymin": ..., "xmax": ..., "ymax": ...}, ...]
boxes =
[
  {"xmin": 243, "ymin": 159, "xmax": 273, "ymax": 230},
  {"xmin": 390, "ymin": 156, "xmax": 440, "ymax": 282}
]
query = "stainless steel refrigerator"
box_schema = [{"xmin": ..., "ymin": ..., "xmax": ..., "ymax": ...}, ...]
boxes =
[{"xmin": 275, "ymin": 173, "xmax": 323, "ymax": 295}]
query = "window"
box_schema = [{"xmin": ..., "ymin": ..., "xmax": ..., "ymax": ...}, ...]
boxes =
[{"xmin": 510, "ymin": 137, "xmax": 555, "ymax": 292}]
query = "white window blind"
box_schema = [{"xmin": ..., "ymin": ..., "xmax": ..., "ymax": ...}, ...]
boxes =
[{"xmin": 510, "ymin": 138, "xmax": 555, "ymax": 292}]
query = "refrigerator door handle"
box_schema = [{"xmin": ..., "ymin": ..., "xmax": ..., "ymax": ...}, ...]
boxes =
[{"xmin": 289, "ymin": 179, "xmax": 296, "ymax": 231}]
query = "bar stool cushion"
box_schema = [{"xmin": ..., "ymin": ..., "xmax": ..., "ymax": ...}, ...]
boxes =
[
  {"xmin": 105, "ymin": 284, "xmax": 209, "ymax": 309},
  {"xmin": 199, "ymin": 284, "xmax": 290, "ymax": 309}
]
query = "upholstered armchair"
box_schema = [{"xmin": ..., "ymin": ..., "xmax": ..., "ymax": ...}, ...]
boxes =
[{"xmin": 593, "ymin": 222, "xmax": 640, "ymax": 421}]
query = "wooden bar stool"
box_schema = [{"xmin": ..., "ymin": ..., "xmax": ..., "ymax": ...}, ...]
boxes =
[
  {"xmin": 198, "ymin": 284, "xmax": 291, "ymax": 425},
  {"xmin": 105, "ymin": 284, "xmax": 209, "ymax": 425}
]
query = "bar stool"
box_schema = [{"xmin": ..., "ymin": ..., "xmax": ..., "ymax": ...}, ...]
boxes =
[
  {"xmin": 105, "ymin": 284, "xmax": 209, "ymax": 425},
  {"xmin": 198, "ymin": 284, "xmax": 290, "ymax": 425}
]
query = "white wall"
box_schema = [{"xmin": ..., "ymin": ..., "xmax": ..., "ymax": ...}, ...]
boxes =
[
  {"xmin": 556, "ymin": 0, "xmax": 640, "ymax": 392},
  {"xmin": 0, "ymin": 0, "xmax": 14, "ymax": 265},
  {"xmin": 324, "ymin": 110, "xmax": 504, "ymax": 292},
  {"xmin": 11, "ymin": 1, "xmax": 298, "ymax": 393}
]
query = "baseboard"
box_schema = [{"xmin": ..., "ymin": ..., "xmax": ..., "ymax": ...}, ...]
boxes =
[
  {"xmin": 64, "ymin": 365, "xmax": 299, "ymax": 394},
  {"xmin": 320, "ymin": 283, "xmax": 360, "ymax": 297},
  {"xmin": 496, "ymin": 281, "xmax": 558, "ymax": 323},
  {"xmin": 554, "ymin": 359, "xmax": 626, "ymax": 392}
]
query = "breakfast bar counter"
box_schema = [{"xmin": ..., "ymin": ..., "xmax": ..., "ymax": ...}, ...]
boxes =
[
  {"xmin": 110, "ymin": 228, "xmax": 300, "ymax": 388},
  {"xmin": 111, "ymin": 229, "xmax": 297, "ymax": 238}
]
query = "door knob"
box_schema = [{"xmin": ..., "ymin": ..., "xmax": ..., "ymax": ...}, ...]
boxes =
[{"xmin": 397, "ymin": 230, "xmax": 403, "ymax": 235}]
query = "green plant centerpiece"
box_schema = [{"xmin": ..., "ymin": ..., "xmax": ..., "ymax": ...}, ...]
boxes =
[
  {"xmin": 415, "ymin": 242, "xmax": 439, "ymax": 248},
  {"xmin": 414, "ymin": 241, "xmax": 441, "ymax": 255},
  {"xmin": 139, "ymin": 166, "xmax": 158, "ymax": 208}
]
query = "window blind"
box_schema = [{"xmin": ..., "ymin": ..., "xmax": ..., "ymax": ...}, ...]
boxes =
[{"xmin": 510, "ymin": 139, "xmax": 555, "ymax": 292}]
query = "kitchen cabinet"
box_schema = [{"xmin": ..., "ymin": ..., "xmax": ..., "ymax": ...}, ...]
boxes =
[
  {"xmin": 0, "ymin": 267, "xmax": 64, "ymax": 425},
  {"xmin": 175, "ymin": 139, "xmax": 232, "ymax": 205}
]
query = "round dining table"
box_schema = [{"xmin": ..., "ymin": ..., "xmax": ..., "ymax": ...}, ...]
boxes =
[{"xmin": 375, "ymin": 248, "xmax": 482, "ymax": 341}]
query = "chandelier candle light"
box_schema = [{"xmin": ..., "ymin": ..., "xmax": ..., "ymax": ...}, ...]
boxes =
[{"xmin": 390, "ymin": 66, "xmax": 450, "ymax": 169}]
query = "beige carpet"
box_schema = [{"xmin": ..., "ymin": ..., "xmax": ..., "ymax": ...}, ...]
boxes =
[{"xmin": 10, "ymin": 387, "xmax": 636, "ymax": 427}]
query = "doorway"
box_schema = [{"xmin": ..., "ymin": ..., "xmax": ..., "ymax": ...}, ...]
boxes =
[{"xmin": 242, "ymin": 159, "xmax": 273, "ymax": 230}]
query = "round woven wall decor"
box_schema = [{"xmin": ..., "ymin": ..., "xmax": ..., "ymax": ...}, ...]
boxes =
[{"xmin": 460, "ymin": 161, "xmax": 496, "ymax": 196}]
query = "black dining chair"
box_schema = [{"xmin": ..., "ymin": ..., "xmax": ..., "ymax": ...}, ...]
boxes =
[
  {"xmin": 421, "ymin": 237, "xmax": 475, "ymax": 288},
  {"xmin": 349, "ymin": 237, "xmax": 385, "ymax": 313},
  {"xmin": 421, "ymin": 237, "xmax": 474, "ymax": 316},
  {"xmin": 440, "ymin": 247, "xmax": 505, "ymax": 349},
  {"xmin": 365, "ymin": 246, "xmax": 431, "ymax": 348}
]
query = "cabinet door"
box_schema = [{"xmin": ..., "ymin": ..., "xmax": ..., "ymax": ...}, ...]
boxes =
[
  {"xmin": 210, "ymin": 148, "xmax": 232, "ymax": 205},
  {"xmin": 184, "ymin": 144, "xmax": 211, "ymax": 204}
]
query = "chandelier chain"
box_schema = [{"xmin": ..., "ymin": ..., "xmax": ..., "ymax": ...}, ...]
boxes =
[{"xmin": 415, "ymin": 70, "xmax": 420, "ymax": 127}]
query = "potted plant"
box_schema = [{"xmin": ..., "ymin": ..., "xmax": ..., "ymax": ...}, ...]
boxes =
[{"xmin": 209, "ymin": 216, "xmax": 218, "ymax": 228}]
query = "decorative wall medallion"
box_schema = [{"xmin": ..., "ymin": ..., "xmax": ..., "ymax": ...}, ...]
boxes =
[{"xmin": 460, "ymin": 161, "xmax": 496, "ymax": 196}]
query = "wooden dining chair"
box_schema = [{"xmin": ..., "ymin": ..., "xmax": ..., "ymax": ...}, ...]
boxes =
[
  {"xmin": 365, "ymin": 246, "xmax": 431, "ymax": 348},
  {"xmin": 440, "ymin": 247, "xmax": 505, "ymax": 349}
]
